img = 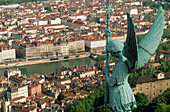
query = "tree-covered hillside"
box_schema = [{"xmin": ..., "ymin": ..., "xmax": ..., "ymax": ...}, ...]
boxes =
[
  {"xmin": 65, "ymin": 84, "xmax": 170, "ymax": 112},
  {"xmin": 65, "ymin": 85, "xmax": 112, "ymax": 112},
  {"xmin": 143, "ymin": 0, "xmax": 170, "ymax": 10}
]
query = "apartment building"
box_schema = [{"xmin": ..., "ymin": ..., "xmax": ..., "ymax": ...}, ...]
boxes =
[
  {"xmin": 57, "ymin": 43, "xmax": 69, "ymax": 56},
  {"xmin": 28, "ymin": 82, "xmax": 42, "ymax": 96},
  {"xmin": 25, "ymin": 44, "xmax": 41, "ymax": 59},
  {"xmin": 130, "ymin": 71, "xmax": 170, "ymax": 102},
  {"xmin": 12, "ymin": 40, "xmax": 55, "ymax": 59},
  {"xmin": 39, "ymin": 40, "xmax": 55, "ymax": 58},
  {"xmin": 75, "ymin": 40, "xmax": 85, "ymax": 53},
  {"xmin": 85, "ymin": 37, "xmax": 106, "ymax": 52},
  {"xmin": 0, "ymin": 45, "xmax": 16, "ymax": 63},
  {"xmin": 7, "ymin": 84, "xmax": 28, "ymax": 100},
  {"xmin": 4, "ymin": 68, "xmax": 21, "ymax": 79}
]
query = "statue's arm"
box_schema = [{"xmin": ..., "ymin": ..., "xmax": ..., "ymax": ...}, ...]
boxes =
[
  {"xmin": 104, "ymin": 66, "xmax": 116, "ymax": 87},
  {"xmin": 106, "ymin": 74, "xmax": 116, "ymax": 87},
  {"xmin": 105, "ymin": 63, "xmax": 128, "ymax": 86}
]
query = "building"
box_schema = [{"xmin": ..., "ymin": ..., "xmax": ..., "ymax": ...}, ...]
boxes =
[
  {"xmin": 9, "ymin": 75, "xmax": 27, "ymax": 84},
  {"xmin": 59, "ymin": 89, "xmax": 90, "ymax": 103},
  {"xmin": 12, "ymin": 40, "xmax": 55, "ymax": 60},
  {"xmin": 10, "ymin": 96, "xmax": 26, "ymax": 103},
  {"xmin": 1, "ymin": 100, "xmax": 11, "ymax": 112},
  {"xmin": 30, "ymin": 74, "xmax": 45, "ymax": 84},
  {"xmin": 75, "ymin": 40, "xmax": 85, "ymax": 53},
  {"xmin": 39, "ymin": 40, "xmax": 55, "ymax": 58},
  {"xmin": 85, "ymin": 37, "xmax": 106, "ymax": 52},
  {"xmin": 7, "ymin": 84, "xmax": 28, "ymax": 100},
  {"xmin": 98, "ymin": 60, "xmax": 115, "ymax": 71},
  {"xmin": 4, "ymin": 68, "xmax": 21, "ymax": 79},
  {"xmin": 0, "ymin": 44, "xmax": 16, "ymax": 63},
  {"xmin": 28, "ymin": 82, "xmax": 42, "ymax": 96},
  {"xmin": 54, "ymin": 42, "xmax": 70, "ymax": 56},
  {"xmin": 25, "ymin": 43, "xmax": 41, "ymax": 60},
  {"xmin": 130, "ymin": 71, "xmax": 170, "ymax": 102},
  {"xmin": 55, "ymin": 79, "xmax": 71, "ymax": 85},
  {"xmin": 0, "ymin": 83, "xmax": 8, "ymax": 98}
]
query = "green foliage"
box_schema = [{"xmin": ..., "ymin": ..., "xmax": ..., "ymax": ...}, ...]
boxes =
[
  {"xmin": 96, "ymin": 104, "xmax": 112, "ymax": 112},
  {"xmin": 65, "ymin": 85, "xmax": 112, "ymax": 112},
  {"xmin": 76, "ymin": 55, "xmax": 80, "ymax": 57},
  {"xmin": 156, "ymin": 41, "xmax": 170, "ymax": 52},
  {"xmin": 129, "ymin": 67, "xmax": 156, "ymax": 79},
  {"xmin": 64, "ymin": 56, "xmax": 69, "ymax": 59},
  {"xmin": 143, "ymin": 15, "xmax": 150, "ymax": 20},
  {"xmin": 143, "ymin": 1, "xmax": 170, "ymax": 10},
  {"xmin": 102, "ymin": 51, "xmax": 106, "ymax": 54},
  {"xmin": 159, "ymin": 58, "xmax": 165, "ymax": 63},
  {"xmin": 136, "ymin": 34, "xmax": 145, "ymax": 43},
  {"xmin": 136, "ymin": 26, "xmax": 170, "ymax": 46},
  {"xmin": 133, "ymin": 93, "xmax": 149, "ymax": 112},
  {"xmin": 50, "ymin": 57, "xmax": 58, "ymax": 60},
  {"xmin": 45, "ymin": 6, "xmax": 52, "ymax": 12},
  {"xmin": 145, "ymin": 88, "xmax": 170, "ymax": 112},
  {"xmin": 66, "ymin": 86, "xmax": 170, "ymax": 112},
  {"xmin": 154, "ymin": 103, "xmax": 170, "ymax": 112},
  {"xmin": 130, "ymin": 60, "xmax": 170, "ymax": 79},
  {"xmin": 95, "ymin": 55, "xmax": 118, "ymax": 63},
  {"xmin": 158, "ymin": 60, "xmax": 170, "ymax": 72},
  {"xmin": 162, "ymin": 26, "xmax": 170, "ymax": 40}
]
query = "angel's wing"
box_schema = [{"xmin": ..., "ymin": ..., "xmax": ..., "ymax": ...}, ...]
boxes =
[
  {"xmin": 123, "ymin": 13, "xmax": 138, "ymax": 73},
  {"xmin": 136, "ymin": 6, "xmax": 165, "ymax": 69}
]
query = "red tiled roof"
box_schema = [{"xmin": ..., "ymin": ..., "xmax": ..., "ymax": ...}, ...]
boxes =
[
  {"xmin": 39, "ymin": 99, "xmax": 46, "ymax": 105},
  {"xmin": 10, "ymin": 86, "xmax": 17, "ymax": 89},
  {"xmin": 10, "ymin": 96, "xmax": 25, "ymax": 102},
  {"xmin": 30, "ymin": 75, "xmax": 42, "ymax": 82},
  {"xmin": 160, "ymin": 50, "xmax": 170, "ymax": 54}
]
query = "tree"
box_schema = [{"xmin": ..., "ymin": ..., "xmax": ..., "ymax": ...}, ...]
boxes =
[
  {"xmin": 162, "ymin": 26, "xmax": 170, "ymax": 39},
  {"xmin": 155, "ymin": 103, "xmax": 168, "ymax": 112},
  {"xmin": 136, "ymin": 34, "xmax": 145, "ymax": 43},
  {"xmin": 134, "ymin": 72, "xmax": 138, "ymax": 78},
  {"xmin": 75, "ymin": 101, "xmax": 84, "ymax": 112},
  {"xmin": 160, "ymin": 62, "xmax": 167, "ymax": 72},
  {"xmin": 96, "ymin": 104, "xmax": 112, "ymax": 112},
  {"xmin": 146, "ymin": 94, "xmax": 167, "ymax": 112},
  {"xmin": 45, "ymin": 6, "xmax": 52, "ymax": 12},
  {"xmin": 86, "ymin": 102, "xmax": 91, "ymax": 112},
  {"xmin": 134, "ymin": 93, "xmax": 149, "ymax": 112},
  {"xmin": 159, "ymin": 58, "xmax": 165, "ymax": 63}
]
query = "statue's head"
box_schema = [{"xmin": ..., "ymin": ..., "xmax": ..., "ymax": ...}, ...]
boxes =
[{"xmin": 107, "ymin": 39, "xmax": 123, "ymax": 58}]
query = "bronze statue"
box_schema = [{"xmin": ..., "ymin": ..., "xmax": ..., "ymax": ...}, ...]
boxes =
[{"xmin": 104, "ymin": 2, "xmax": 165, "ymax": 112}]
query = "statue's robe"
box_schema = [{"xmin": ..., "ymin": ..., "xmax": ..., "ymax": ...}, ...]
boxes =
[{"xmin": 106, "ymin": 61, "xmax": 136, "ymax": 112}]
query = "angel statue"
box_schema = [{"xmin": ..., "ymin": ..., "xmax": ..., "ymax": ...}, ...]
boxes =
[{"xmin": 104, "ymin": 6, "xmax": 164, "ymax": 112}]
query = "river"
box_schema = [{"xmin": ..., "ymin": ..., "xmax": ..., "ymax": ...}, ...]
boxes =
[{"xmin": 0, "ymin": 58, "xmax": 96, "ymax": 76}]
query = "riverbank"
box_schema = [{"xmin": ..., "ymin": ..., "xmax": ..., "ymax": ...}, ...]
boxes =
[{"xmin": 0, "ymin": 52, "xmax": 91, "ymax": 68}]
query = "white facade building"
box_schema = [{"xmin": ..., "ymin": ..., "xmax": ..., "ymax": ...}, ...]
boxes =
[
  {"xmin": 51, "ymin": 18, "xmax": 61, "ymax": 24},
  {"xmin": 0, "ymin": 47, "xmax": 16, "ymax": 62},
  {"xmin": 60, "ymin": 45, "xmax": 69, "ymax": 56},
  {"xmin": 130, "ymin": 9, "xmax": 138, "ymax": 15},
  {"xmin": 4, "ymin": 68, "xmax": 21, "ymax": 79},
  {"xmin": 7, "ymin": 85, "xmax": 28, "ymax": 100},
  {"xmin": 38, "ymin": 20, "xmax": 48, "ymax": 26},
  {"xmin": 85, "ymin": 39, "xmax": 106, "ymax": 52}
]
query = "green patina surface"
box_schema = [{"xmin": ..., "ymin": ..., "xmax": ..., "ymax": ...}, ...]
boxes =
[{"xmin": 104, "ymin": 1, "xmax": 165, "ymax": 111}]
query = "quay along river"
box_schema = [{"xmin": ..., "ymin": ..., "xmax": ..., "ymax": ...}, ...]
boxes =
[{"xmin": 0, "ymin": 58, "xmax": 96, "ymax": 77}]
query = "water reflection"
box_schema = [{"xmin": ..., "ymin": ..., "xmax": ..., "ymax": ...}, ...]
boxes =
[{"xmin": 0, "ymin": 58, "xmax": 96, "ymax": 76}]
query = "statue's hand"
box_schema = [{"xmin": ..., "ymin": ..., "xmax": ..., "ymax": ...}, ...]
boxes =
[{"xmin": 104, "ymin": 66, "xmax": 110, "ymax": 76}]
